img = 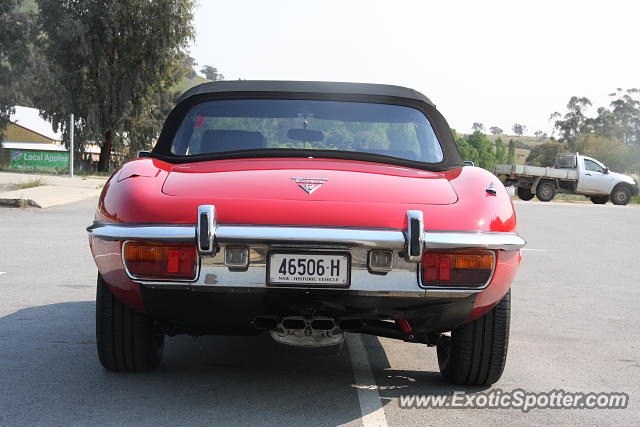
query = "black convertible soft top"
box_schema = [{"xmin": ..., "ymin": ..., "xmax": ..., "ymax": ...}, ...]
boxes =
[
  {"xmin": 152, "ymin": 80, "xmax": 462, "ymax": 171},
  {"xmin": 178, "ymin": 80, "xmax": 435, "ymax": 107}
]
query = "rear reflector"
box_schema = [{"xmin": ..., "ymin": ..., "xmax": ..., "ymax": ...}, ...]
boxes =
[
  {"xmin": 421, "ymin": 251, "xmax": 494, "ymax": 287},
  {"xmin": 124, "ymin": 242, "xmax": 197, "ymax": 280}
]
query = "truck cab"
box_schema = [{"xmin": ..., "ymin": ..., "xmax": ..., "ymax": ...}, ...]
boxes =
[
  {"xmin": 575, "ymin": 156, "xmax": 613, "ymax": 195},
  {"xmin": 557, "ymin": 153, "xmax": 636, "ymax": 202}
]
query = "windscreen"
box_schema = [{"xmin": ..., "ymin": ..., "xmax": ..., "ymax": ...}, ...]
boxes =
[{"xmin": 170, "ymin": 99, "xmax": 444, "ymax": 163}]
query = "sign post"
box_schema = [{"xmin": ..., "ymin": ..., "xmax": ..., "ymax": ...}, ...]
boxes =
[{"xmin": 70, "ymin": 113, "xmax": 74, "ymax": 177}]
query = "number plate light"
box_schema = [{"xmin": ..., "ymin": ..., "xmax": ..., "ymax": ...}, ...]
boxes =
[
  {"xmin": 225, "ymin": 246, "xmax": 249, "ymax": 270},
  {"xmin": 368, "ymin": 250, "xmax": 393, "ymax": 273}
]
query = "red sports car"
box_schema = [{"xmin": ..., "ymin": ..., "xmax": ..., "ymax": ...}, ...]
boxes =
[{"xmin": 88, "ymin": 81, "xmax": 525, "ymax": 385}]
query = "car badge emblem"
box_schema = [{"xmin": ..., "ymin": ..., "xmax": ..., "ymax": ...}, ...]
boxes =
[{"xmin": 291, "ymin": 177, "xmax": 328, "ymax": 194}]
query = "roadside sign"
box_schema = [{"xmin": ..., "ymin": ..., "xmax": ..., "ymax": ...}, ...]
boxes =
[{"xmin": 8, "ymin": 149, "xmax": 70, "ymax": 172}]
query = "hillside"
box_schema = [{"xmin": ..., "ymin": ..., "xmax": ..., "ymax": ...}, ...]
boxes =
[
  {"xmin": 487, "ymin": 134, "xmax": 547, "ymax": 164},
  {"xmin": 485, "ymin": 134, "xmax": 547, "ymax": 147},
  {"xmin": 460, "ymin": 133, "xmax": 551, "ymax": 164}
]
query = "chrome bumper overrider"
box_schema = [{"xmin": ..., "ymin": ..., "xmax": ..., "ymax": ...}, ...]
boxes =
[{"xmin": 87, "ymin": 206, "xmax": 526, "ymax": 297}]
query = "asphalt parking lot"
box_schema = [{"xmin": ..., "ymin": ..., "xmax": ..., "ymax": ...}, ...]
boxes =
[{"xmin": 0, "ymin": 198, "xmax": 638, "ymax": 426}]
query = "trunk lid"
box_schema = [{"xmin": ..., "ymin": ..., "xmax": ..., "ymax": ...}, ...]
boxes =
[{"xmin": 162, "ymin": 158, "xmax": 458, "ymax": 205}]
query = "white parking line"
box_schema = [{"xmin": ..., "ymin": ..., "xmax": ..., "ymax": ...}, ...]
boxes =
[
  {"xmin": 522, "ymin": 248, "xmax": 546, "ymax": 252},
  {"xmin": 348, "ymin": 334, "xmax": 388, "ymax": 427},
  {"xmin": 0, "ymin": 272, "xmax": 6, "ymax": 275}
]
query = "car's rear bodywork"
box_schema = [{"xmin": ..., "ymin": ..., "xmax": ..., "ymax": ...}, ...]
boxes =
[{"xmin": 88, "ymin": 81, "xmax": 524, "ymax": 376}]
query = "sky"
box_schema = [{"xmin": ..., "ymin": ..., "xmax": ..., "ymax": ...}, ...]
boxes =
[{"xmin": 189, "ymin": 0, "xmax": 639, "ymax": 136}]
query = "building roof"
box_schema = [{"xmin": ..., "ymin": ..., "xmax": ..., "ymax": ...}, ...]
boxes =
[
  {"xmin": 178, "ymin": 80, "xmax": 435, "ymax": 106},
  {"xmin": 9, "ymin": 106, "xmax": 62, "ymax": 141},
  {"xmin": 1, "ymin": 141, "xmax": 68, "ymax": 152},
  {"xmin": 2, "ymin": 122, "xmax": 60, "ymax": 144}
]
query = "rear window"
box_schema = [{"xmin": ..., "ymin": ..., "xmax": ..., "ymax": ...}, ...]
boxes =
[{"xmin": 170, "ymin": 99, "xmax": 444, "ymax": 163}]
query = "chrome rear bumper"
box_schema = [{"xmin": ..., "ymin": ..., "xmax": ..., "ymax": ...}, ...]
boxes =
[
  {"xmin": 87, "ymin": 223, "xmax": 526, "ymax": 251},
  {"xmin": 88, "ymin": 206, "xmax": 525, "ymax": 298}
]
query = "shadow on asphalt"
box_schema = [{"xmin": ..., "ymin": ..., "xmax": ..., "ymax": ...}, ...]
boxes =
[
  {"xmin": 0, "ymin": 302, "xmax": 485, "ymax": 425},
  {"xmin": 361, "ymin": 334, "xmax": 490, "ymax": 408}
]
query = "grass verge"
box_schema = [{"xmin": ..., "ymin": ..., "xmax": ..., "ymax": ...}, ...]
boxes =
[
  {"xmin": 12, "ymin": 177, "xmax": 48, "ymax": 190},
  {"xmin": 16, "ymin": 198, "xmax": 30, "ymax": 208}
]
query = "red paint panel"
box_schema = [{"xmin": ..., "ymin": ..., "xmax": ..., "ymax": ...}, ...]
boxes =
[
  {"xmin": 95, "ymin": 158, "xmax": 517, "ymax": 234},
  {"xmin": 162, "ymin": 159, "xmax": 457, "ymax": 205},
  {"xmin": 466, "ymin": 250, "xmax": 521, "ymax": 321},
  {"xmin": 89, "ymin": 237, "xmax": 145, "ymax": 312}
]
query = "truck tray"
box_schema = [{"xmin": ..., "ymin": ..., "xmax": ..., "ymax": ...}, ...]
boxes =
[{"xmin": 494, "ymin": 164, "xmax": 578, "ymax": 180}]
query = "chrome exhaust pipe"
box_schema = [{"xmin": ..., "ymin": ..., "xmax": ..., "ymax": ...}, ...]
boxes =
[
  {"xmin": 310, "ymin": 318, "xmax": 335, "ymax": 331},
  {"xmin": 272, "ymin": 316, "xmax": 344, "ymax": 347},
  {"xmin": 281, "ymin": 317, "xmax": 307, "ymax": 330},
  {"xmin": 265, "ymin": 316, "xmax": 361, "ymax": 332}
]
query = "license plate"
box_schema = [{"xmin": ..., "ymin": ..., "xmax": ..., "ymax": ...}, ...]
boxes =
[{"xmin": 267, "ymin": 252, "xmax": 350, "ymax": 287}]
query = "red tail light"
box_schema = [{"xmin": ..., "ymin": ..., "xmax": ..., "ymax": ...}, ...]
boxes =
[
  {"xmin": 124, "ymin": 242, "xmax": 197, "ymax": 280},
  {"xmin": 421, "ymin": 250, "xmax": 494, "ymax": 287}
]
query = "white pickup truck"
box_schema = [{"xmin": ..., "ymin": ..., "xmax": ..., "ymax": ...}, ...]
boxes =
[{"xmin": 494, "ymin": 153, "xmax": 638, "ymax": 205}]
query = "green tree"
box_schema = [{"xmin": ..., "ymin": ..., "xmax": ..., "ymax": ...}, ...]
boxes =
[
  {"xmin": 467, "ymin": 130, "xmax": 496, "ymax": 170},
  {"xmin": 550, "ymin": 96, "xmax": 592, "ymax": 148},
  {"xmin": 200, "ymin": 65, "xmax": 224, "ymax": 81},
  {"xmin": 534, "ymin": 130, "xmax": 547, "ymax": 140},
  {"xmin": 119, "ymin": 89, "xmax": 182, "ymax": 161},
  {"xmin": 183, "ymin": 55, "xmax": 198, "ymax": 79},
  {"xmin": 489, "ymin": 126, "xmax": 502, "ymax": 136},
  {"xmin": 574, "ymin": 134, "xmax": 639, "ymax": 171},
  {"xmin": 607, "ymin": 88, "xmax": 640, "ymax": 146},
  {"xmin": 506, "ymin": 139, "xmax": 516, "ymax": 164},
  {"xmin": 452, "ymin": 129, "xmax": 479, "ymax": 165},
  {"xmin": 34, "ymin": 0, "xmax": 195, "ymax": 171},
  {"xmin": 472, "ymin": 122, "xmax": 484, "ymax": 133},
  {"xmin": 512, "ymin": 123, "xmax": 526, "ymax": 136},
  {"xmin": 525, "ymin": 141, "xmax": 565, "ymax": 166},
  {"xmin": 549, "ymin": 89, "xmax": 640, "ymax": 171},
  {"xmin": 591, "ymin": 106, "xmax": 617, "ymax": 139},
  {"xmin": 0, "ymin": 0, "xmax": 34, "ymax": 139},
  {"xmin": 495, "ymin": 137, "xmax": 506, "ymax": 163}
]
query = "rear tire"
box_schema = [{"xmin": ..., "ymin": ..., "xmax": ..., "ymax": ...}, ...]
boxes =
[
  {"xmin": 590, "ymin": 196, "xmax": 608, "ymax": 204},
  {"xmin": 610, "ymin": 186, "xmax": 631, "ymax": 206},
  {"xmin": 437, "ymin": 290, "xmax": 510, "ymax": 386},
  {"xmin": 517, "ymin": 187, "xmax": 534, "ymax": 201},
  {"xmin": 536, "ymin": 181, "xmax": 556, "ymax": 202},
  {"xmin": 96, "ymin": 274, "xmax": 164, "ymax": 372}
]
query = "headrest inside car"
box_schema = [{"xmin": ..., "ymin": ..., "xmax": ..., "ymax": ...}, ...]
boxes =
[{"xmin": 199, "ymin": 130, "xmax": 267, "ymax": 153}]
